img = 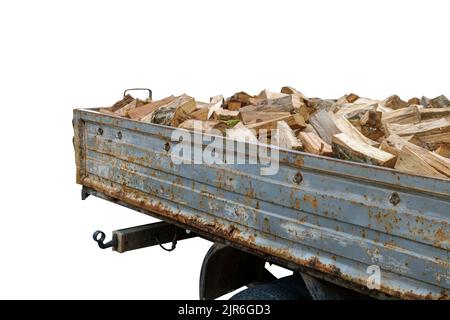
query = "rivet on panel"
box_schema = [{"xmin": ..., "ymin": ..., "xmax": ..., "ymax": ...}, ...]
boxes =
[
  {"xmin": 293, "ymin": 172, "xmax": 303, "ymax": 184},
  {"xmin": 389, "ymin": 192, "xmax": 400, "ymax": 206},
  {"xmin": 164, "ymin": 142, "xmax": 171, "ymax": 152}
]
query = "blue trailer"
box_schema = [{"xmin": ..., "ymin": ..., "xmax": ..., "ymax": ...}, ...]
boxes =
[{"xmin": 73, "ymin": 101, "xmax": 449, "ymax": 300}]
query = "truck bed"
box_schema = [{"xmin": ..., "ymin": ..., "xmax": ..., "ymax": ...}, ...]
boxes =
[{"xmin": 73, "ymin": 108, "xmax": 449, "ymax": 299}]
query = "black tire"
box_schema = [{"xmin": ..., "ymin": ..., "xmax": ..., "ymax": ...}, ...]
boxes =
[{"xmin": 230, "ymin": 274, "xmax": 312, "ymax": 300}]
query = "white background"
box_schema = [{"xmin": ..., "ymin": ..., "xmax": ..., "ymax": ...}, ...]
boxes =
[{"xmin": 0, "ymin": 0, "xmax": 448, "ymax": 299}]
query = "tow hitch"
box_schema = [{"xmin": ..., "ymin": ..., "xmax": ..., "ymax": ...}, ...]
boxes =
[{"xmin": 93, "ymin": 221, "xmax": 197, "ymax": 253}]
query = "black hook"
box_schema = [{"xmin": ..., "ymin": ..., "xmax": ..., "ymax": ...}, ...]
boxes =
[{"xmin": 92, "ymin": 230, "xmax": 117, "ymax": 249}]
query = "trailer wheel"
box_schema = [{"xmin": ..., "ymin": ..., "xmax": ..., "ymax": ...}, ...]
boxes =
[{"xmin": 230, "ymin": 274, "xmax": 312, "ymax": 300}]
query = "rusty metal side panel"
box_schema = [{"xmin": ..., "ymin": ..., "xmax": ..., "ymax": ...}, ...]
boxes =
[{"xmin": 74, "ymin": 109, "xmax": 450, "ymax": 300}]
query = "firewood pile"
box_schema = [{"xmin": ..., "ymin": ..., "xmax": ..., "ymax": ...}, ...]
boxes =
[{"xmin": 98, "ymin": 87, "xmax": 450, "ymax": 179}]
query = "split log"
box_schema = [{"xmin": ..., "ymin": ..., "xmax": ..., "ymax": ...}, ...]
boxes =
[
  {"xmin": 298, "ymin": 131, "xmax": 333, "ymax": 156},
  {"xmin": 246, "ymin": 114, "xmax": 306, "ymax": 134},
  {"xmin": 271, "ymin": 121, "xmax": 303, "ymax": 151},
  {"xmin": 309, "ymin": 110, "xmax": 341, "ymax": 145},
  {"xmin": 420, "ymin": 96, "xmax": 431, "ymax": 107},
  {"xmin": 361, "ymin": 110, "xmax": 382, "ymax": 128},
  {"xmin": 226, "ymin": 122, "xmax": 258, "ymax": 143},
  {"xmin": 395, "ymin": 146, "xmax": 447, "ymax": 179},
  {"xmin": 384, "ymin": 117, "xmax": 450, "ymax": 138},
  {"xmin": 332, "ymin": 133, "xmax": 396, "ymax": 167},
  {"xmin": 382, "ymin": 95, "xmax": 408, "ymax": 110},
  {"xmin": 334, "ymin": 116, "xmax": 379, "ymax": 147},
  {"xmin": 334, "ymin": 103, "xmax": 377, "ymax": 120},
  {"xmin": 151, "ymin": 94, "xmax": 196, "ymax": 126},
  {"xmin": 280, "ymin": 86, "xmax": 306, "ymax": 99},
  {"xmin": 210, "ymin": 95, "xmax": 224, "ymax": 105},
  {"xmin": 257, "ymin": 89, "xmax": 289, "ymax": 100},
  {"xmin": 207, "ymin": 99, "xmax": 224, "ymax": 119},
  {"xmin": 239, "ymin": 111, "xmax": 290, "ymax": 124},
  {"xmin": 178, "ymin": 119, "xmax": 227, "ymax": 134},
  {"xmin": 417, "ymin": 132, "xmax": 450, "ymax": 149},
  {"xmin": 429, "ymin": 95, "xmax": 450, "ymax": 108},
  {"xmin": 255, "ymin": 95, "xmax": 304, "ymax": 113},
  {"xmin": 346, "ymin": 93, "xmax": 359, "ymax": 103},
  {"xmin": 360, "ymin": 110, "xmax": 384, "ymax": 140},
  {"xmin": 435, "ymin": 145, "xmax": 450, "ymax": 158},
  {"xmin": 419, "ymin": 108, "xmax": 450, "ymax": 120},
  {"xmin": 108, "ymin": 94, "xmax": 135, "ymax": 112},
  {"xmin": 226, "ymin": 92, "xmax": 261, "ymax": 109},
  {"xmin": 114, "ymin": 99, "xmax": 144, "ymax": 117},
  {"xmin": 129, "ymin": 95, "xmax": 176, "ymax": 121},
  {"xmin": 377, "ymin": 105, "xmax": 395, "ymax": 114},
  {"xmin": 381, "ymin": 105, "xmax": 421, "ymax": 125},
  {"xmin": 226, "ymin": 100, "xmax": 242, "ymax": 111},
  {"xmin": 385, "ymin": 135, "xmax": 450, "ymax": 177},
  {"xmin": 407, "ymin": 97, "xmax": 420, "ymax": 105},
  {"xmin": 212, "ymin": 109, "xmax": 240, "ymax": 121}
]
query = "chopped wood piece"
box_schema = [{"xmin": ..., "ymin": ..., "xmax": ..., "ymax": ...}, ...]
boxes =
[
  {"xmin": 246, "ymin": 114, "xmax": 306, "ymax": 134},
  {"xmin": 377, "ymin": 105, "xmax": 395, "ymax": 114},
  {"xmin": 257, "ymin": 89, "xmax": 289, "ymax": 100},
  {"xmin": 346, "ymin": 93, "xmax": 359, "ymax": 103},
  {"xmin": 361, "ymin": 110, "xmax": 382, "ymax": 128},
  {"xmin": 429, "ymin": 95, "xmax": 450, "ymax": 108},
  {"xmin": 419, "ymin": 108, "xmax": 450, "ymax": 120},
  {"xmin": 114, "ymin": 99, "xmax": 142, "ymax": 117},
  {"xmin": 382, "ymin": 95, "xmax": 408, "ymax": 110},
  {"xmin": 210, "ymin": 95, "xmax": 224, "ymax": 105},
  {"xmin": 240, "ymin": 111, "xmax": 290, "ymax": 124},
  {"xmin": 420, "ymin": 96, "xmax": 431, "ymax": 107},
  {"xmin": 334, "ymin": 116, "xmax": 379, "ymax": 147},
  {"xmin": 357, "ymin": 97, "xmax": 380, "ymax": 104},
  {"xmin": 227, "ymin": 92, "xmax": 262, "ymax": 107},
  {"xmin": 284, "ymin": 114, "xmax": 307, "ymax": 130},
  {"xmin": 207, "ymin": 99, "xmax": 223, "ymax": 120},
  {"xmin": 226, "ymin": 99, "xmax": 242, "ymax": 111},
  {"xmin": 178, "ymin": 119, "xmax": 227, "ymax": 134},
  {"xmin": 417, "ymin": 132, "xmax": 450, "ymax": 148},
  {"xmin": 189, "ymin": 104, "xmax": 210, "ymax": 121},
  {"xmin": 309, "ymin": 110, "xmax": 341, "ymax": 145},
  {"xmin": 316, "ymin": 100, "xmax": 336, "ymax": 112},
  {"xmin": 280, "ymin": 86, "xmax": 306, "ymax": 99},
  {"xmin": 335, "ymin": 95, "xmax": 349, "ymax": 106},
  {"xmin": 435, "ymin": 145, "xmax": 450, "ymax": 158},
  {"xmin": 334, "ymin": 103, "xmax": 377, "ymax": 120},
  {"xmin": 226, "ymin": 122, "xmax": 258, "ymax": 143},
  {"xmin": 385, "ymin": 135, "xmax": 450, "ymax": 177},
  {"xmin": 360, "ymin": 110, "xmax": 384, "ymax": 140},
  {"xmin": 213, "ymin": 109, "xmax": 240, "ymax": 121},
  {"xmin": 379, "ymin": 140, "xmax": 400, "ymax": 157},
  {"xmin": 395, "ymin": 146, "xmax": 447, "ymax": 179},
  {"xmin": 408, "ymin": 97, "xmax": 420, "ymax": 105},
  {"xmin": 381, "ymin": 105, "xmax": 421, "ymax": 125},
  {"xmin": 255, "ymin": 95, "xmax": 304, "ymax": 113},
  {"xmin": 272, "ymin": 121, "xmax": 303, "ymax": 151},
  {"xmin": 151, "ymin": 94, "xmax": 196, "ymax": 126},
  {"xmin": 384, "ymin": 117, "xmax": 450, "ymax": 138},
  {"xmin": 332, "ymin": 133, "xmax": 396, "ymax": 167},
  {"xmin": 109, "ymin": 94, "xmax": 135, "ymax": 112},
  {"xmin": 298, "ymin": 131, "xmax": 333, "ymax": 156},
  {"xmin": 129, "ymin": 95, "xmax": 176, "ymax": 120},
  {"xmin": 98, "ymin": 108, "xmax": 120, "ymax": 117}
]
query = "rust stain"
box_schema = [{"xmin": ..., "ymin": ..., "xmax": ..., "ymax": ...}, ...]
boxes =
[
  {"xmin": 294, "ymin": 198, "xmax": 301, "ymax": 209},
  {"xmin": 79, "ymin": 176, "xmax": 448, "ymax": 300},
  {"xmin": 303, "ymin": 195, "xmax": 318, "ymax": 209},
  {"xmin": 294, "ymin": 156, "xmax": 304, "ymax": 167}
]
